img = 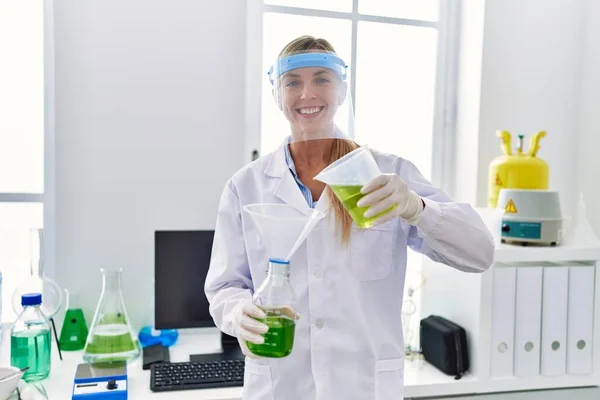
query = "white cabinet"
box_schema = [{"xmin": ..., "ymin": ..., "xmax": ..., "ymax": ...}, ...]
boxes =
[{"xmin": 417, "ymin": 242, "xmax": 600, "ymax": 396}]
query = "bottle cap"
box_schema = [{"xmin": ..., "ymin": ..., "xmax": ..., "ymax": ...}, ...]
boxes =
[
  {"xmin": 268, "ymin": 258, "xmax": 290, "ymax": 265},
  {"xmin": 21, "ymin": 293, "xmax": 42, "ymax": 306}
]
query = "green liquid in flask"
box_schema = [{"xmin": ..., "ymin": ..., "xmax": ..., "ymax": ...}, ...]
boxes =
[
  {"xmin": 247, "ymin": 311, "xmax": 296, "ymax": 358},
  {"xmin": 11, "ymin": 330, "xmax": 52, "ymax": 382},
  {"xmin": 59, "ymin": 308, "xmax": 89, "ymax": 351},
  {"xmin": 330, "ymin": 185, "xmax": 395, "ymax": 228},
  {"xmin": 83, "ymin": 314, "xmax": 139, "ymax": 364}
]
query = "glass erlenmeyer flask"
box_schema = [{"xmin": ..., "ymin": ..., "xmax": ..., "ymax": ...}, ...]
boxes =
[
  {"xmin": 83, "ymin": 268, "xmax": 140, "ymax": 364},
  {"xmin": 59, "ymin": 289, "xmax": 89, "ymax": 351}
]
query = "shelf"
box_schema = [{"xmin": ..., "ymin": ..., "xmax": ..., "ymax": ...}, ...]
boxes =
[
  {"xmin": 405, "ymin": 359, "xmax": 600, "ymax": 398},
  {"xmin": 493, "ymin": 241, "xmax": 600, "ymax": 263},
  {"xmin": 405, "ymin": 360, "xmax": 478, "ymax": 398}
]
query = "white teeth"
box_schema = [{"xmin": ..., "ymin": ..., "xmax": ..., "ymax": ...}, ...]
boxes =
[{"xmin": 299, "ymin": 107, "xmax": 321, "ymax": 115}]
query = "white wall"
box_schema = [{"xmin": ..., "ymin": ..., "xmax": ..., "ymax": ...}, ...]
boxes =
[
  {"xmin": 472, "ymin": 0, "xmax": 585, "ymax": 216},
  {"xmin": 454, "ymin": 0, "xmax": 586, "ymax": 219},
  {"xmin": 576, "ymin": 0, "xmax": 600, "ymax": 233},
  {"xmin": 53, "ymin": 0, "xmax": 247, "ymax": 329},
  {"xmin": 51, "ymin": 0, "xmax": 600, "ymax": 332},
  {"xmin": 466, "ymin": 0, "xmax": 600, "ymax": 236}
]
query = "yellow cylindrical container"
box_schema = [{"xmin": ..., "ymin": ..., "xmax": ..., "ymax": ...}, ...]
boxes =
[{"xmin": 488, "ymin": 130, "xmax": 549, "ymax": 208}]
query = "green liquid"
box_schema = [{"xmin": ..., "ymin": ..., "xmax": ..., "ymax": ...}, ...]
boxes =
[
  {"xmin": 11, "ymin": 329, "xmax": 52, "ymax": 382},
  {"xmin": 83, "ymin": 323, "xmax": 140, "ymax": 364},
  {"xmin": 59, "ymin": 308, "xmax": 89, "ymax": 351},
  {"xmin": 331, "ymin": 185, "xmax": 395, "ymax": 228},
  {"xmin": 247, "ymin": 312, "xmax": 296, "ymax": 358}
]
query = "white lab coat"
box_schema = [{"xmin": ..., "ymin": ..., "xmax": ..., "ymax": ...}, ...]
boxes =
[{"xmin": 205, "ymin": 143, "xmax": 494, "ymax": 400}]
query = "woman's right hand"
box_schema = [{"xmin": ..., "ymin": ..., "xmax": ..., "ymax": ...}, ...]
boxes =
[{"xmin": 233, "ymin": 300, "xmax": 269, "ymax": 358}]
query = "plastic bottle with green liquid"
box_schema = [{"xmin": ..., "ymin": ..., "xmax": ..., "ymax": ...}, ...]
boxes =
[
  {"xmin": 247, "ymin": 258, "xmax": 298, "ymax": 358},
  {"xmin": 11, "ymin": 293, "xmax": 52, "ymax": 382},
  {"xmin": 59, "ymin": 289, "xmax": 89, "ymax": 351}
]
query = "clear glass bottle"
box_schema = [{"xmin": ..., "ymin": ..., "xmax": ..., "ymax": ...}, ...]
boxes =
[
  {"xmin": 11, "ymin": 293, "xmax": 52, "ymax": 382},
  {"xmin": 83, "ymin": 268, "xmax": 140, "ymax": 364},
  {"xmin": 246, "ymin": 258, "xmax": 297, "ymax": 358}
]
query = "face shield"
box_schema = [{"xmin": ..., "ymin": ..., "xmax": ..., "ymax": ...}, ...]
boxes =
[{"xmin": 268, "ymin": 50, "xmax": 354, "ymax": 146}]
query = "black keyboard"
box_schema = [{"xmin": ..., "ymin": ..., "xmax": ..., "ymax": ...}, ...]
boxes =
[{"xmin": 150, "ymin": 360, "xmax": 244, "ymax": 392}]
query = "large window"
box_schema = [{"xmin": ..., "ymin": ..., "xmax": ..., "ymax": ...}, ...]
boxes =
[
  {"xmin": 253, "ymin": 0, "xmax": 457, "ymax": 181},
  {"xmin": 0, "ymin": 1, "xmax": 48, "ymax": 322},
  {"xmin": 247, "ymin": 0, "xmax": 458, "ymax": 351}
]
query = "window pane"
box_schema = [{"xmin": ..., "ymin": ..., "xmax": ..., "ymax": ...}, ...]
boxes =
[
  {"xmin": 359, "ymin": 0, "xmax": 439, "ymax": 22},
  {"xmin": 261, "ymin": 13, "xmax": 352, "ymax": 154},
  {"xmin": 0, "ymin": 1, "xmax": 44, "ymax": 193},
  {"xmin": 355, "ymin": 22, "xmax": 438, "ymax": 180},
  {"xmin": 0, "ymin": 202, "xmax": 44, "ymax": 322},
  {"xmin": 264, "ymin": 0, "xmax": 352, "ymax": 13}
]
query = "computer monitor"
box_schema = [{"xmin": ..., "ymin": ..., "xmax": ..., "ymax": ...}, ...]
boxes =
[{"xmin": 154, "ymin": 230, "xmax": 242, "ymax": 361}]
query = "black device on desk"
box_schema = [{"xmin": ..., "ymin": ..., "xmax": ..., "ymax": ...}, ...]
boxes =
[{"xmin": 150, "ymin": 230, "xmax": 245, "ymax": 392}]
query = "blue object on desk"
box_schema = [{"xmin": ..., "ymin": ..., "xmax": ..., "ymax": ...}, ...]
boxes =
[
  {"xmin": 138, "ymin": 325, "xmax": 178, "ymax": 348},
  {"xmin": 71, "ymin": 363, "xmax": 127, "ymax": 400}
]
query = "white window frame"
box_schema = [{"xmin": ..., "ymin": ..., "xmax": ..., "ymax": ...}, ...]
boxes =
[
  {"xmin": 244, "ymin": 0, "xmax": 460, "ymax": 191},
  {"xmin": 0, "ymin": 0, "xmax": 56, "ymax": 280},
  {"xmin": 44, "ymin": 0, "xmax": 56, "ymax": 279}
]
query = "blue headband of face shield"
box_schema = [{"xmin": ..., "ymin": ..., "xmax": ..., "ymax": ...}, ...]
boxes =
[{"xmin": 268, "ymin": 53, "xmax": 348, "ymax": 85}]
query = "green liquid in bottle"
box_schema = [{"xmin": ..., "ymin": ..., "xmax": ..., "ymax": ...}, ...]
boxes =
[
  {"xmin": 11, "ymin": 329, "xmax": 52, "ymax": 382},
  {"xmin": 330, "ymin": 185, "xmax": 395, "ymax": 228},
  {"xmin": 59, "ymin": 308, "xmax": 89, "ymax": 351},
  {"xmin": 247, "ymin": 311, "xmax": 296, "ymax": 358}
]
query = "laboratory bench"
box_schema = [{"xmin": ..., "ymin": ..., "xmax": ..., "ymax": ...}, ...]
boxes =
[
  {"xmin": 3, "ymin": 236, "xmax": 600, "ymax": 398},
  {"xmin": 0, "ymin": 322, "xmax": 598, "ymax": 399}
]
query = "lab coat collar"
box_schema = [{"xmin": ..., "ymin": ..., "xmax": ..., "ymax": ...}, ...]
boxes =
[{"xmin": 264, "ymin": 140, "xmax": 331, "ymax": 216}]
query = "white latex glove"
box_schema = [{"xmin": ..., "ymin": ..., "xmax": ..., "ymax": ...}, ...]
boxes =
[
  {"xmin": 232, "ymin": 300, "xmax": 269, "ymax": 359},
  {"xmin": 357, "ymin": 173, "xmax": 424, "ymax": 225}
]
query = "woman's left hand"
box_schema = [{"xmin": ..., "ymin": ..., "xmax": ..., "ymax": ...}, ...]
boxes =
[{"xmin": 357, "ymin": 173, "xmax": 424, "ymax": 225}]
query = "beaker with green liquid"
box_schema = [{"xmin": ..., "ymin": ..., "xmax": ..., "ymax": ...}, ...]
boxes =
[
  {"xmin": 329, "ymin": 184, "xmax": 396, "ymax": 228},
  {"xmin": 246, "ymin": 258, "xmax": 298, "ymax": 358},
  {"xmin": 59, "ymin": 289, "xmax": 89, "ymax": 351},
  {"xmin": 83, "ymin": 268, "xmax": 140, "ymax": 364},
  {"xmin": 315, "ymin": 146, "xmax": 395, "ymax": 228}
]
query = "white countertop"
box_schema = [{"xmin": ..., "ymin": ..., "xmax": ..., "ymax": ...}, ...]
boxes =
[{"xmin": 0, "ymin": 326, "xmax": 597, "ymax": 399}]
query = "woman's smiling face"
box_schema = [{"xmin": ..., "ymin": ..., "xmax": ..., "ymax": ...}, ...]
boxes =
[{"xmin": 277, "ymin": 66, "xmax": 346, "ymax": 138}]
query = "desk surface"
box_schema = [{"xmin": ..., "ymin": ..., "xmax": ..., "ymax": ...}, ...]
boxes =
[{"xmin": 0, "ymin": 326, "xmax": 597, "ymax": 399}]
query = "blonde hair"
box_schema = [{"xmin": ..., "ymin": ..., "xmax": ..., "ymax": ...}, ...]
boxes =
[{"xmin": 279, "ymin": 35, "xmax": 360, "ymax": 245}]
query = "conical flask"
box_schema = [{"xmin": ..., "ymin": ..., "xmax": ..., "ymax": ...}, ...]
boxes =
[
  {"xmin": 83, "ymin": 268, "xmax": 140, "ymax": 364},
  {"xmin": 242, "ymin": 204, "xmax": 325, "ymax": 261},
  {"xmin": 59, "ymin": 288, "xmax": 89, "ymax": 351}
]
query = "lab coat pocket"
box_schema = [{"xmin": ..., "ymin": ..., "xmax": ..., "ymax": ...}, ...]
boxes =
[
  {"xmin": 349, "ymin": 226, "xmax": 394, "ymax": 281},
  {"xmin": 375, "ymin": 358, "xmax": 404, "ymax": 400},
  {"xmin": 243, "ymin": 361, "xmax": 274, "ymax": 400}
]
